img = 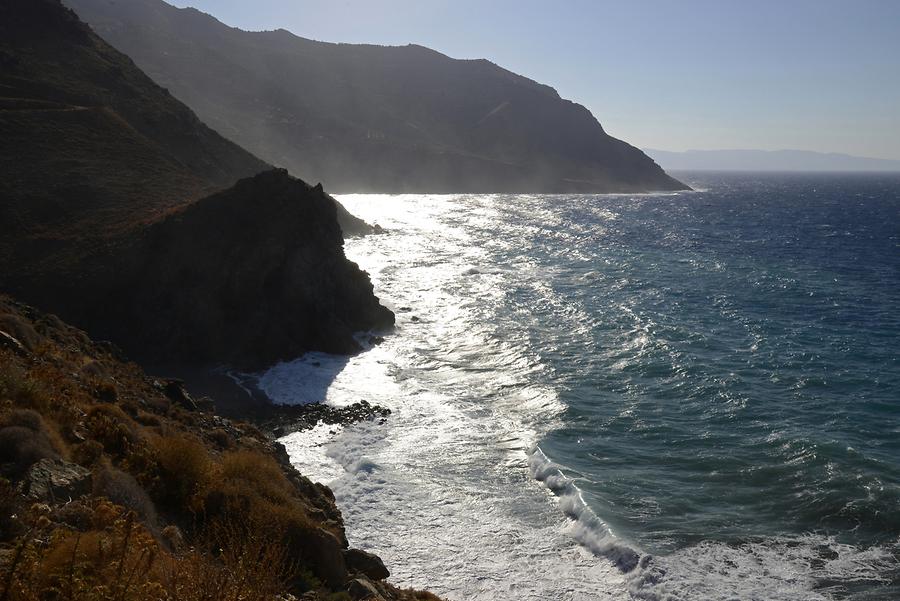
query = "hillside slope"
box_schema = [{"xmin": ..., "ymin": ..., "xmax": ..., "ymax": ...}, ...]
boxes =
[
  {"xmin": 0, "ymin": 294, "xmax": 435, "ymax": 600},
  {"xmin": 66, "ymin": 0, "xmax": 687, "ymax": 193},
  {"xmin": 0, "ymin": 0, "xmax": 266, "ymax": 267}
]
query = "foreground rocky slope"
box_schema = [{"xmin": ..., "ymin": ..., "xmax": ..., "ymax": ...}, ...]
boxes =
[
  {"xmin": 67, "ymin": 0, "xmax": 687, "ymax": 194},
  {"xmin": 0, "ymin": 0, "xmax": 391, "ymax": 368},
  {"xmin": 0, "ymin": 294, "xmax": 436, "ymax": 600}
]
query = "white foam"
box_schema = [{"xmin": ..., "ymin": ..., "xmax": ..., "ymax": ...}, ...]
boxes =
[
  {"xmin": 629, "ymin": 536, "xmax": 897, "ymax": 601},
  {"xmin": 529, "ymin": 447, "xmax": 642, "ymax": 573}
]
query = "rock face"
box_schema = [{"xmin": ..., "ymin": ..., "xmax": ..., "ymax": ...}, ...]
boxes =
[
  {"xmin": 23, "ymin": 459, "xmax": 92, "ymax": 502},
  {"xmin": 345, "ymin": 548, "xmax": 391, "ymax": 580},
  {"xmin": 0, "ymin": 0, "xmax": 390, "ymax": 368},
  {"xmin": 65, "ymin": 0, "xmax": 688, "ymax": 194},
  {"xmin": 110, "ymin": 169, "xmax": 395, "ymax": 367}
]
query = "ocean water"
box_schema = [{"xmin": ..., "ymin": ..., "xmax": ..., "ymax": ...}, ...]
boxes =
[{"xmin": 266, "ymin": 172, "xmax": 900, "ymax": 600}]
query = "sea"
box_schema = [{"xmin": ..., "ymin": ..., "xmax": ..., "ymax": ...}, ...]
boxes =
[{"xmin": 263, "ymin": 172, "xmax": 900, "ymax": 600}]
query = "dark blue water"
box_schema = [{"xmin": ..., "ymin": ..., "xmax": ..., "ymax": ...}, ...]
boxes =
[
  {"xmin": 531, "ymin": 172, "xmax": 900, "ymax": 597},
  {"xmin": 278, "ymin": 173, "xmax": 900, "ymax": 600}
]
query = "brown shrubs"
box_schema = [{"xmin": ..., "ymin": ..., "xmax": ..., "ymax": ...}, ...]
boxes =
[
  {"xmin": 0, "ymin": 410, "xmax": 64, "ymax": 478},
  {"xmin": 0, "ymin": 364, "xmax": 48, "ymax": 413},
  {"xmin": 93, "ymin": 464, "xmax": 158, "ymax": 527},
  {"xmin": 200, "ymin": 450, "xmax": 311, "ymax": 533},
  {"xmin": 151, "ymin": 434, "xmax": 211, "ymax": 510},
  {"xmin": 1, "ymin": 501, "xmax": 295, "ymax": 601},
  {"xmin": 85, "ymin": 405, "xmax": 138, "ymax": 457}
]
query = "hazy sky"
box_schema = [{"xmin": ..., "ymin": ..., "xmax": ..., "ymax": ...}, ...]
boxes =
[{"xmin": 168, "ymin": 0, "xmax": 900, "ymax": 160}]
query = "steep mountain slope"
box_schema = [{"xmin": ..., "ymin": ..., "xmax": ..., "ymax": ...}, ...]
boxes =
[
  {"xmin": 66, "ymin": 0, "xmax": 687, "ymax": 193},
  {"xmin": 0, "ymin": 0, "xmax": 392, "ymax": 368}
]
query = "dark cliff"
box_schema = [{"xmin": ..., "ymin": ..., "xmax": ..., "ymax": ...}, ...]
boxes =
[
  {"xmin": 0, "ymin": 0, "xmax": 391, "ymax": 368},
  {"xmin": 92, "ymin": 169, "xmax": 394, "ymax": 368},
  {"xmin": 65, "ymin": 0, "xmax": 688, "ymax": 194}
]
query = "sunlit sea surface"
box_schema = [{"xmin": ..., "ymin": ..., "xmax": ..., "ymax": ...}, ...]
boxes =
[{"xmin": 267, "ymin": 172, "xmax": 900, "ymax": 600}]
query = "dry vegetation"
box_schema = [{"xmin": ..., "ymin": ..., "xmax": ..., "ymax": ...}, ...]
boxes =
[{"xmin": 0, "ymin": 296, "xmax": 439, "ymax": 601}]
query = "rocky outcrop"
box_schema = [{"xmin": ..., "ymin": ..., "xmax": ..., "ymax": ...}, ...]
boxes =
[
  {"xmin": 345, "ymin": 548, "xmax": 391, "ymax": 580},
  {"xmin": 7, "ymin": 170, "xmax": 394, "ymax": 369},
  {"xmin": 22, "ymin": 458, "xmax": 92, "ymax": 502}
]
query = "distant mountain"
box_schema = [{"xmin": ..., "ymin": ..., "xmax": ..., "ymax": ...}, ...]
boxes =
[
  {"xmin": 0, "ymin": 0, "xmax": 391, "ymax": 367},
  {"xmin": 644, "ymin": 149, "xmax": 900, "ymax": 172},
  {"xmin": 65, "ymin": 0, "xmax": 687, "ymax": 194}
]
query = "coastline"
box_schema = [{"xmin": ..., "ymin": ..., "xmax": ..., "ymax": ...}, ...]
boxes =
[
  {"xmin": 158, "ymin": 362, "xmax": 394, "ymax": 439},
  {"xmin": 0, "ymin": 294, "xmax": 440, "ymax": 600}
]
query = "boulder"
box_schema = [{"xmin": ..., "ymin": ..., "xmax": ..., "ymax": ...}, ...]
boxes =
[
  {"xmin": 344, "ymin": 548, "xmax": 390, "ymax": 580},
  {"xmin": 155, "ymin": 379, "xmax": 198, "ymax": 411},
  {"xmin": 22, "ymin": 459, "xmax": 91, "ymax": 502},
  {"xmin": 346, "ymin": 577, "xmax": 384, "ymax": 600},
  {"xmin": 290, "ymin": 527, "xmax": 348, "ymax": 589}
]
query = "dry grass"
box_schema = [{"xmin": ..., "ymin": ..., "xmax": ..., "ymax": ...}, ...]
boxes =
[
  {"xmin": 0, "ymin": 502, "xmax": 295, "ymax": 601},
  {"xmin": 150, "ymin": 433, "xmax": 211, "ymax": 511}
]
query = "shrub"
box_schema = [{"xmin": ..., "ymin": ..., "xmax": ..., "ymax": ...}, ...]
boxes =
[
  {"xmin": 0, "ymin": 364, "xmax": 48, "ymax": 411},
  {"xmin": 134, "ymin": 411, "xmax": 162, "ymax": 429},
  {"xmin": 0, "ymin": 314, "xmax": 40, "ymax": 351},
  {"xmin": 93, "ymin": 465, "xmax": 158, "ymax": 528},
  {"xmin": 151, "ymin": 434, "xmax": 210, "ymax": 510},
  {"xmin": 208, "ymin": 428, "xmax": 231, "ymax": 449},
  {"xmin": 198, "ymin": 449, "xmax": 315, "ymax": 538},
  {"xmin": 0, "ymin": 478, "xmax": 22, "ymax": 541},
  {"xmin": 85, "ymin": 404, "xmax": 137, "ymax": 457},
  {"xmin": 159, "ymin": 521, "xmax": 296, "ymax": 601},
  {"xmin": 3, "ymin": 505, "xmax": 297, "ymax": 601},
  {"xmin": 4, "ymin": 509, "xmax": 162, "ymax": 601},
  {"xmin": 0, "ymin": 409, "xmax": 44, "ymax": 432},
  {"xmin": 72, "ymin": 439, "xmax": 104, "ymax": 466},
  {"xmin": 0, "ymin": 426, "xmax": 59, "ymax": 479}
]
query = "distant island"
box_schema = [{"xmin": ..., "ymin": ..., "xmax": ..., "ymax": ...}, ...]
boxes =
[
  {"xmin": 644, "ymin": 148, "xmax": 900, "ymax": 172},
  {"xmin": 65, "ymin": 0, "xmax": 687, "ymax": 194}
]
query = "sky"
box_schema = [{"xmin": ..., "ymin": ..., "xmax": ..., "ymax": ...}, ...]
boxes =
[{"xmin": 168, "ymin": 0, "xmax": 900, "ymax": 160}]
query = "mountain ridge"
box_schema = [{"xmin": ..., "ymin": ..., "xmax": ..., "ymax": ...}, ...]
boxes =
[{"xmin": 65, "ymin": 0, "xmax": 687, "ymax": 193}]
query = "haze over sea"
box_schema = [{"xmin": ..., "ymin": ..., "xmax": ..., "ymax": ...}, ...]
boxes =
[{"xmin": 267, "ymin": 172, "xmax": 900, "ymax": 600}]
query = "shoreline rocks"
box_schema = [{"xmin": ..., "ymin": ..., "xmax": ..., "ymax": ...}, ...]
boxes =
[{"xmin": 262, "ymin": 399, "xmax": 391, "ymax": 439}]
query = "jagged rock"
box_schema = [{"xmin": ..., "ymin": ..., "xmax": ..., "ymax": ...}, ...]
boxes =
[
  {"xmin": 293, "ymin": 527, "xmax": 349, "ymax": 588},
  {"xmin": 344, "ymin": 548, "xmax": 390, "ymax": 580},
  {"xmin": 154, "ymin": 379, "xmax": 198, "ymax": 411},
  {"xmin": 0, "ymin": 330, "xmax": 27, "ymax": 356},
  {"xmin": 346, "ymin": 577, "xmax": 384, "ymax": 600},
  {"xmin": 22, "ymin": 459, "xmax": 91, "ymax": 502}
]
